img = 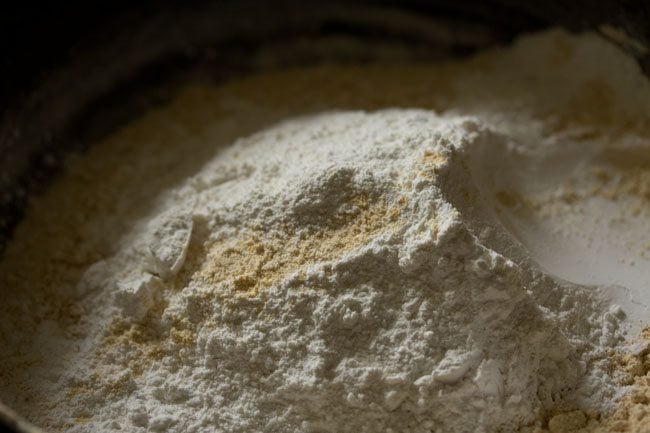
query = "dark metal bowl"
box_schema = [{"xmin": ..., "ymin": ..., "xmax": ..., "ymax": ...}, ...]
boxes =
[{"xmin": 0, "ymin": 1, "xmax": 648, "ymax": 431}]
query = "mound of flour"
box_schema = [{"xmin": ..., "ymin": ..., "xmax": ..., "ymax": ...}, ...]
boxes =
[
  {"xmin": 1, "ymin": 29, "xmax": 649, "ymax": 433},
  {"xmin": 29, "ymin": 112, "xmax": 629, "ymax": 433}
]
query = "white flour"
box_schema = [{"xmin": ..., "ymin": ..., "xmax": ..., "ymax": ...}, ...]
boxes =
[{"xmin": 1, "ymin": 29, "xmax": 649, "ymax": 433}]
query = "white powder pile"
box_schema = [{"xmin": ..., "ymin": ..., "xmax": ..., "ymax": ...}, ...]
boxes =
[{"xmin": 0, "ymin": 29, "xmax": 649, "ymax": 433}]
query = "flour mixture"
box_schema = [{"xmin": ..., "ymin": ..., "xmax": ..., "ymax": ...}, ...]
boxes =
[{"xmin": 1, "ymin": 29, "xmax": 649, "ymax": 433}]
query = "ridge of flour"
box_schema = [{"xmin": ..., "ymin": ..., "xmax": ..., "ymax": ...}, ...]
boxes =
[{"xmin": 1, "ymin": 29, "xmax": 649, "ymax": 433}]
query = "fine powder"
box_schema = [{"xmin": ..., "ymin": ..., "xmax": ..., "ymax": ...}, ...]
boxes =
[{"xmin": 1, "ymin": 29, "xmax": 650, "ymax": 433}]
